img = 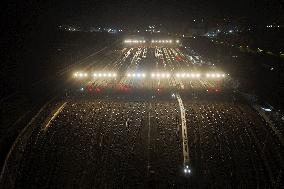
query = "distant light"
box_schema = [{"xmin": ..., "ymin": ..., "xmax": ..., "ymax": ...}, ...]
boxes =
[
  {"xmin": 176, "ymin": 40, "xmax": 180, "ymax": 43},
  {"xmin": 184, "ymin": 167, "xmax": 191, "ymax": 174},
  {"xmin": 80, "ymin": 87, "xmax": 84, "ymax": 91},
  {"xmin": 261, "ymin": 107, "xmax": 272, "ymax": 112}
]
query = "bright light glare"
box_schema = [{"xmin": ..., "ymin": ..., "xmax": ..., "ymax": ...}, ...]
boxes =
[
  {"xmin": 151, "ymin": 39, "xmax": 174, "ymax": 44},
  {"xmin": 175, "ymin": 72, "xmax": 201, "ymax": 79},
  {"xmin": 184, "ymin": 166, "xmax": 191, "ymax": 174},
  {"xmin": 151, "ymin": 72, "xmax": 170, "ymax": 79},
  {"xmin": 205, "ymin": 73, "xmax": 226, "ymax": 79},
  {"xmin": 74, "ymin": 72, "xmax": 88, "ymax": 78},
  {"xmin": 124, "ymin": 39, "xmax": 146, "ymax": 44},
  {"xmin": 127, "ymin": 72, "xmax": 146, "ymax": 78},
  {"xmin": 92, "ymin": 72, "xmax": 116, "ymax": 78}
]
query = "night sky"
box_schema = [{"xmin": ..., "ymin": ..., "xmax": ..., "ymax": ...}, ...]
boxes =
[
  {"xmin": 2, "ymin": 0, "xmax": 284, "ymax": 29},
  {"xmin": 57, "ymin": 0, "xmax": 283, "ymax": 24}
]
